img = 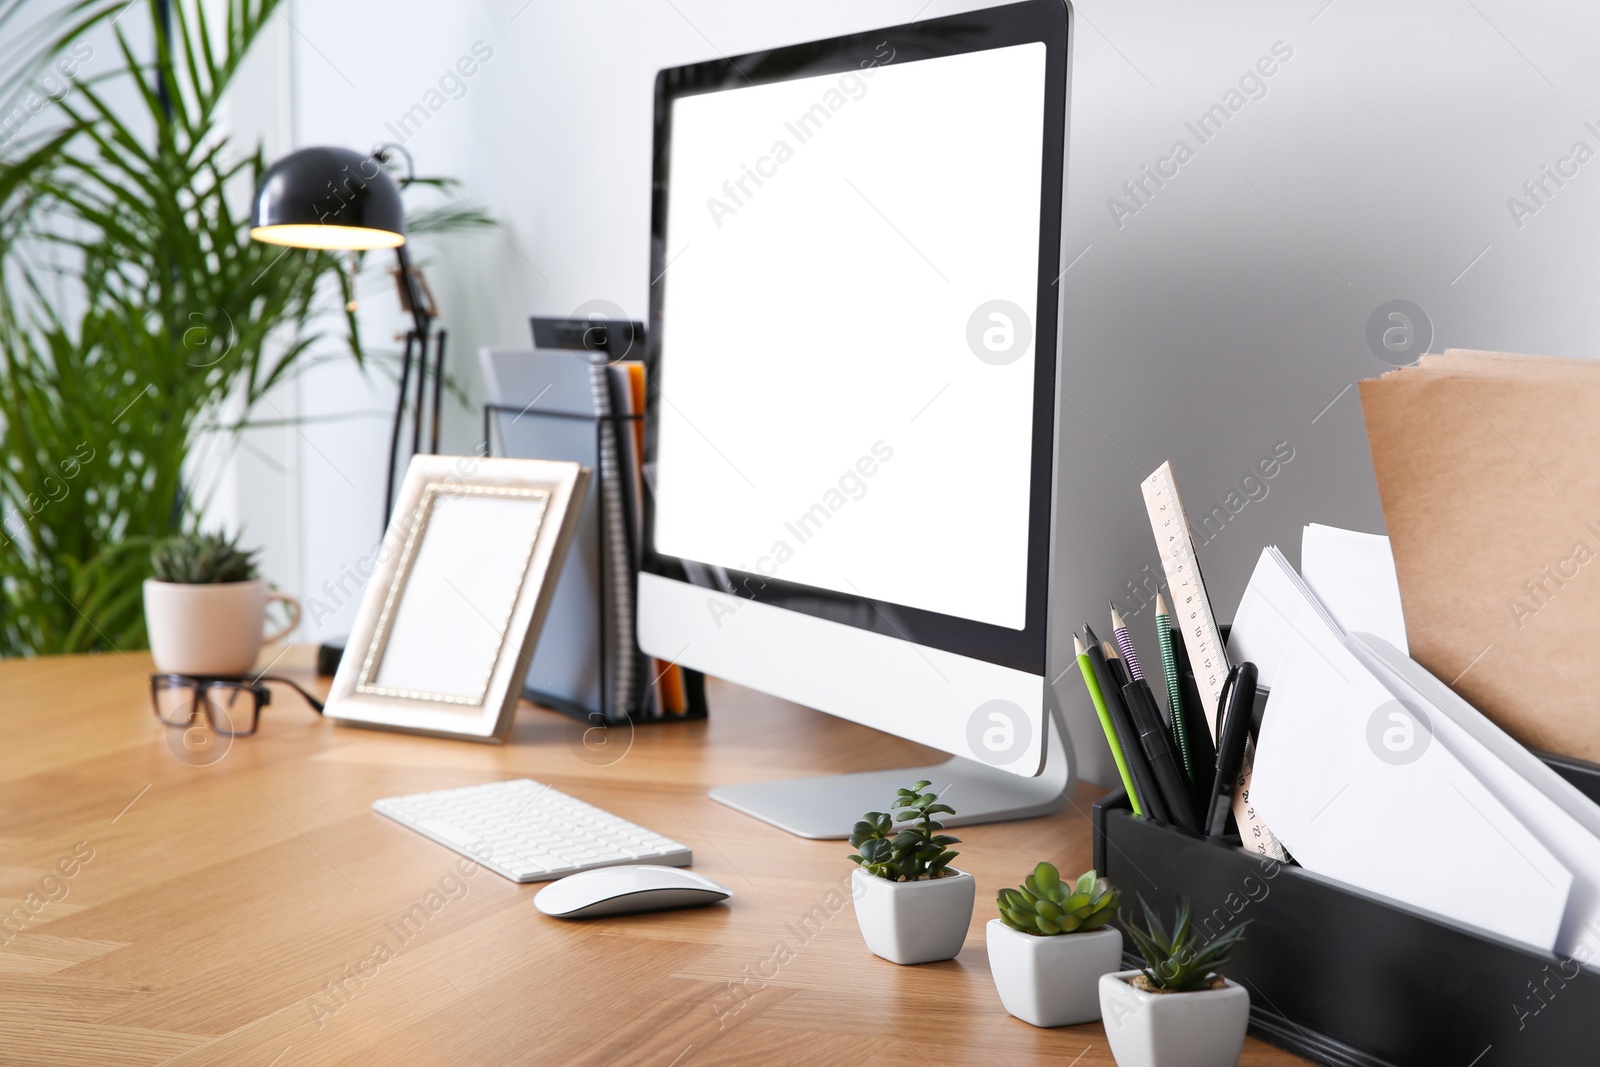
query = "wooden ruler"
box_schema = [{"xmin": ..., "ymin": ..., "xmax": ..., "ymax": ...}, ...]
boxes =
[{"xmin": 1140, "ymin": 461, "xmax": 1286, "ymax": 860}]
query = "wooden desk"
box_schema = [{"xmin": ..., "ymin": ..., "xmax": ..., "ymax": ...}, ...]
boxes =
[{"xmin": 0, "ymin": 649, "xmax": 1308, "ymax": 1066}]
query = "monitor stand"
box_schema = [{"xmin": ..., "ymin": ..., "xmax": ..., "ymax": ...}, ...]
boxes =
[{"xmin": 709, "ymin": 707, "xmax": 1075, "ymax": 839}]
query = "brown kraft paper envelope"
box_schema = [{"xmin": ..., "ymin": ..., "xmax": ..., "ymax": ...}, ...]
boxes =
[
  {"xmin": 1360, "ymin": 367, "xmax": 1600, "ymax": 762},
  {"xmin": 1421, "ymin": 349, "xmax": 1600, "ymax": 381}
]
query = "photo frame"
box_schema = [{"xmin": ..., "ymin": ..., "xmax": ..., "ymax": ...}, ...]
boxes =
[{"xmin": 325, "ymin": 454, "xmax": 590, "ymax": 741}]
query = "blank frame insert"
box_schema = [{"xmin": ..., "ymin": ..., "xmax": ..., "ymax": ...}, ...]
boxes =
[{"xmin": 360, "ymin": 486, "xmax": 550, "ymax": 703}]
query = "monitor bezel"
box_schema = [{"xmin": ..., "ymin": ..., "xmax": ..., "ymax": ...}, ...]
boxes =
[{"xmin": 643, "ymin": 0, "xmax": 1069, "ymax": 677}]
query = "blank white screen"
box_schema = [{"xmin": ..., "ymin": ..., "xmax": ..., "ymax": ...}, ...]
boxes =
[{"xmin": 654, "ymin": 43, "xmax": 1046, "ymax": 630}]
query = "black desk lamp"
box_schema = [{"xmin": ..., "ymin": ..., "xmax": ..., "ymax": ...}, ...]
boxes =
[{"xmin": 250, "ymin": 144, "xmax": 445, "ymax": 528}]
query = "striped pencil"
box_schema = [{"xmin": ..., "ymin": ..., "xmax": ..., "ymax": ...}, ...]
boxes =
[
  {"xmin": 1110, "ymin": 604, "xmax": 1144, "ymax": 681},
  {"xmin": 1155, "ymin": 593, "xmax": 1196, "ymax": 780}
]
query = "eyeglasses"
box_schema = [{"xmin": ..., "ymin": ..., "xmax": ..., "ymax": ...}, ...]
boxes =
[{"xmin": 150, "ymin": 674, "xmax": 325, "ymax": 737}]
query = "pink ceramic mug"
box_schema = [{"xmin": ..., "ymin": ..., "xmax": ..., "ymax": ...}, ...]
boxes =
[{"xmin": 143, "ymin": 578, "xmax": 301, "ymax": 675}]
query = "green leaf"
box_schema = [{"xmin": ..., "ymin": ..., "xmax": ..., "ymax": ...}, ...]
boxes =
[
  {"xmin": 1118, "ymin": 896, "xmax": 1245, "ymax": 991},
  {"xmin": 0, "ymin": 0, "xmax": 492, "ymax": 658},
  {"xmin": 1000, "ymin": 909, "xmax": 1031, "ymax": 931},
  {"xmin": 1033, "ymin": 862, "xmax": 1060, "ymax": 894},
  {"xmin": 1060, "ymin": 891, "xmax": 1091, "ymax": 915}
]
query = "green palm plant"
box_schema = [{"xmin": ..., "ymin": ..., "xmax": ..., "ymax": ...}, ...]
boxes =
[{"xmin": 0, "ymin": 0, "xmax": 484, "ymax": 655}]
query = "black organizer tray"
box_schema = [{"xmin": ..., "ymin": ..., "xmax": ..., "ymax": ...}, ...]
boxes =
[{"xmin": 1092, "ymin": 752, "xmax": 1600, "ymax": 1066}]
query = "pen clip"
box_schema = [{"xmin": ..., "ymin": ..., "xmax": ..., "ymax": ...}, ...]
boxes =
[{"xmin": 1215, "ymin": 664, "xmax": 1241, "ymax": 732}]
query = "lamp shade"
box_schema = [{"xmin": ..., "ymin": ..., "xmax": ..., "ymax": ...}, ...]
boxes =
[{"xmin": 250, "ymin": 146, "xmax": 406, "ymax": 251}]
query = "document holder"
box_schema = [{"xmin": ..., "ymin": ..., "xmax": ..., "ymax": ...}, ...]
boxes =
[
  {"xmin": 484, "ymin": 403, "xmax": 707, "ymax": 725},
  {"xmin": 1092, "ymin": 750, "xmax": 1600, "ymax": 1066}
]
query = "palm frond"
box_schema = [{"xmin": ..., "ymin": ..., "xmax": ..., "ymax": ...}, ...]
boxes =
[{"xmin": 0, "ymin": 0, "xmax": 485, "ymax": 656}]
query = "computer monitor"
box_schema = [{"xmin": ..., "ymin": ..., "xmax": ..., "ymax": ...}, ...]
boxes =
[{"xmin": 638, "ymin": 0, "xmax": 1074, "ymax": 838}]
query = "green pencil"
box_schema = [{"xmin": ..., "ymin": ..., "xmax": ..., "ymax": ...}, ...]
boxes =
[
  {"xmin": 1075, "ymin": 632, "xmax": 1144, "ymax": 815},
  {"xmin": 1155, "ymin": 593, "xmax": 1196, "ymax": 781}
]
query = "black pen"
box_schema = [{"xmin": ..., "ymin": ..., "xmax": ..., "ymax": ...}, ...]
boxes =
[
  {"xmin": 1085, "ymin": 626, "xmax": 1169, "ymax": 824},
  {"xmin": 1206, "ymin": 662, "xmax": 1258, "ymax": 840},
  {"xmin": 1123, "ymin": 678, "xmax": 1202, "ymax": 833},
  {"xmin": 1104, "ymin": 641, "xmax": 1132, "ymax": 691}
]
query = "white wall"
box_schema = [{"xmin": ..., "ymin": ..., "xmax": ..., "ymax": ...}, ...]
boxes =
[{"xmin": 233, "ymin": 0, "xmax": 1600, "ymax": 787}]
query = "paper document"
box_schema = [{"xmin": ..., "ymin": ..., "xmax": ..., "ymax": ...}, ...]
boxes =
[
  {"xmin": 1301, "ymin": 524, "xmax": 1407, "ymax": 653},
  {"xmin": 1227, "ymin": 546, "xmax": 1342, "ymax": 689},
  {"xmin": 1251, "ymin": 627, "xmax": 1572, "ymax": 954},
  {"xmin": 1352, "ymin": 633, "xmax": 1600, "ymax": 963}
]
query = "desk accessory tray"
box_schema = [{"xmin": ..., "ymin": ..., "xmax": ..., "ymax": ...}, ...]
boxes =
[{"xmin": 1092, "ymin": 752, "xmax": 1600, "ymax": 1067}]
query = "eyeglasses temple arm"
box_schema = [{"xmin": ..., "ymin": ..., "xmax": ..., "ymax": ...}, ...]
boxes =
[{"xmin": 258, "ymin": 676, "xmax": 325, "ymax": 715}]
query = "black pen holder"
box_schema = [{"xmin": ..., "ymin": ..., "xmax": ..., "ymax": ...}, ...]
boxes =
[{"xmin": 1092, "ymin": 750, "xmax": 1600, "ymax": 1066}]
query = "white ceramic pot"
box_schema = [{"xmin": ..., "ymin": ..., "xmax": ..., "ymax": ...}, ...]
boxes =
[
  {"xmin": 851, "ymin": 867, "xmax": 974, "ymax": 965},
  {"xmin": 144, "ymin": 578, "xmax": 301, "ymax": 675},
  {"xmin": 987, "ymin": 919, "xmax": 1122, "ymax": 1027},
  {"xmin": 1098, "ymin": 969, "xmax": 1249, "ymax": 1067}
]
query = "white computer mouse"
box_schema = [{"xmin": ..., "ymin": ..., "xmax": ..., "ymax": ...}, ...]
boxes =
[{"xmin": 533, "ymin": 864, "xmax": 731, "ymax": 918}]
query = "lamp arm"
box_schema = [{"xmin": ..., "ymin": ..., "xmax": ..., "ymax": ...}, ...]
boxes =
[{"xmin": 393, "ymin": 242, "xmax": 434, "ymax": 341}]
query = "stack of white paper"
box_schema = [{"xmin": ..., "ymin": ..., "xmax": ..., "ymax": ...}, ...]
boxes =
[
  {"xmin": 1352, "ymin": 634, "xmax": 1600, "ymax": 957},
  {"xmin": 1235, "ymin": 531, "xmax": 1600, "ymax": 959},
  {"xmin": 1301, "ymin": 523, "xmax": 1408, "ymax": 653}
]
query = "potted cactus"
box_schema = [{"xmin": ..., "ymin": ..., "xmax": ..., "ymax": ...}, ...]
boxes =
[
  {"xmin": 1098, "ymin": 897, "xmax": 1251, "ymax": 1067},
  {"xmin": 987, "ymin": 863, "xmax": 1122, "ymax": 1026},
  {"xmin": 847, "ymin": 780, "xmax": 972, "ymax": 965},
  {"xmin": 143, "ymin": 532, "xmax": 300, "ymax": 675}
]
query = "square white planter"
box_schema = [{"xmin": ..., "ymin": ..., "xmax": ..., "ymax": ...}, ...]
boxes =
[
  {"xmin": 851, "ymin": 868, "xmax": 974, "ymax": 965},
  {"xmin": 987, "ymin": 920, "xmax": 1122, "ymax": 1027},
  {"xmin": 1098, "ymin": 969, "xmax": 1249, "ymax": 1067}
]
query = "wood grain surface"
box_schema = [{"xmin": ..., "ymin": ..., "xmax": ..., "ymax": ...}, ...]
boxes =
[{"xmin": 0, "ymin": 647, "xmax": 1310, "ymax": 1066}]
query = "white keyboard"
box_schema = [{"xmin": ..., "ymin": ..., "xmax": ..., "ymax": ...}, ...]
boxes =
[{"xmin": 373, "ymin": 778, "xmax": 692, "ymax": 883}]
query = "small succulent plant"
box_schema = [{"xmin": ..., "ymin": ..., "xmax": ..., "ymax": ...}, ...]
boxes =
[
  {"xmin": 997, "ymin": 863, "xmax": 1119, "ymax": 936},
  {"xmin": 848, "ymin": 780, "xmax": 961, "ymax": 882},
  {"xmin": 151, "ymin": 531, "xmax": 260, "ymax": 585},
  {"xmin": 1122, "ymin": 895, "xmax": 1249, "ymax": 993}
]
